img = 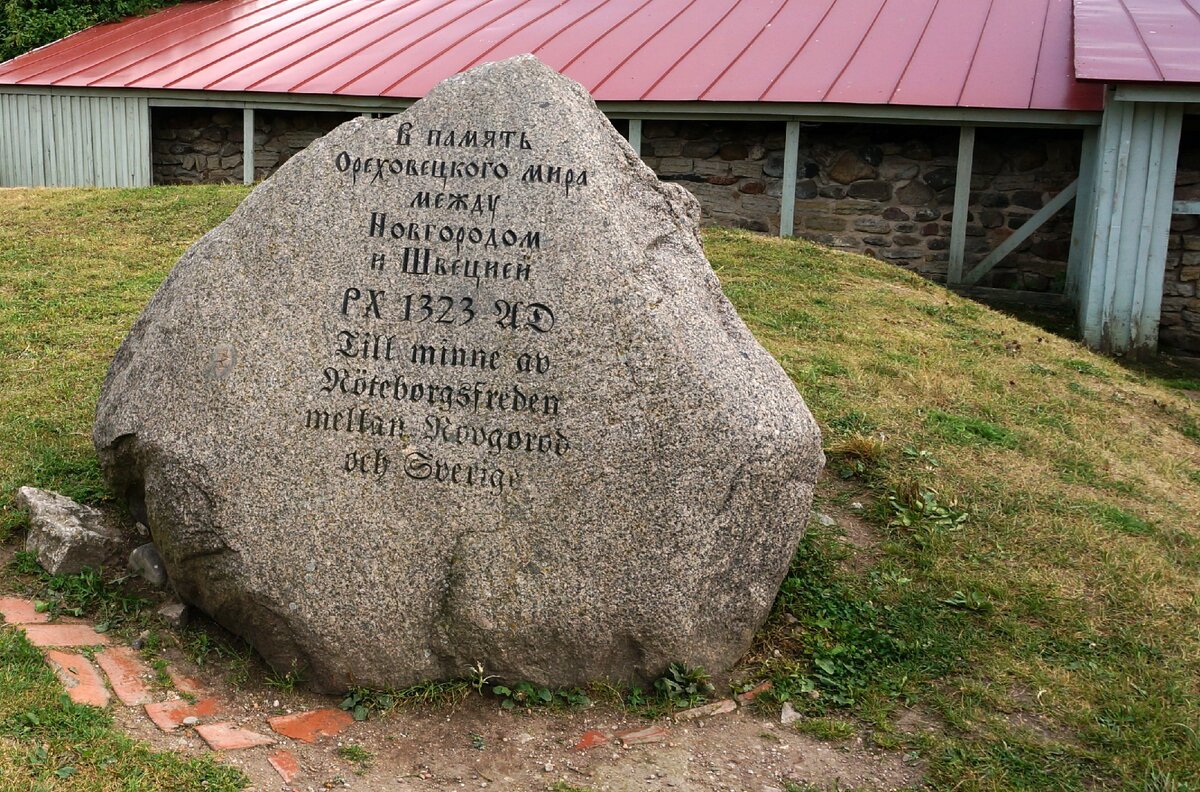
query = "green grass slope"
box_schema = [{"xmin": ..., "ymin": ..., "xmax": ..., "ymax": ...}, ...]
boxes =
[{"xmin": 1, "ymin": 187, "xmax": 1198, "ymax": 791}]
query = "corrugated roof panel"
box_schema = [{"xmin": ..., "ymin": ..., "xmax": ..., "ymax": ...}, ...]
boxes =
[
  {"xmin": 239, "ymin": 0, "xmax": 444, "ymax": 93},
  {"xmin": 0, "ymin": 0, "xmax": 1108, "ymax": 110},
  {"xmin": 583, "ymin": 0, "xmax": 742, "ymax": 98},
  {"xmin": 889, "ymin": 0, "xmax": 994, "ymax": 106},
  {"xmin": 701, "ymin": 0, "xmax": 837, "ymax": 101},
  {"xmin": 959, "ymin": 0, "xmax": 1047, "ymax": 108},
  {"xmin": 761, "ymin": 0, "xmax": 890, "ymax": 103},
  {"xmin": 821, "ymin": 0, "xmax": 939, "ymax": 105},
  {"xmin": 639, "ymin": 0, "xmax": 784, "ymax": 101},
  {"xmin": 1075, "ymin": 0, "xmax": 1200, "ymax": 83}
]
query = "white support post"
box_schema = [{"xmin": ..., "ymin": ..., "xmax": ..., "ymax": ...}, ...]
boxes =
[
  {"xmin": 242, "ymin": 107, "xmax": 254, "ymax": 185},
  {"xmin": 1066, "ymin": 126, "xmax": 1100, "ymax": 300},
  {"xmin": 947, "ymin": 125, "xmax": 975, "ymax": 284},
  {"xmin": 627, "ymin": 119, "xmax": 642, "ymax": 156},
  {"xmin": 780, "ymin": 120, "xmax": 800, "ymax": 237},
  {"xmin": 1076, "ymin": 100, "xmax": 1183, "ymax": 356}
]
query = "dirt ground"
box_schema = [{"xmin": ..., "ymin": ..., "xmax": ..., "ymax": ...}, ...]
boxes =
[{"xmin": 113, "ymin": 646, "xmax": 924, "ymax": 792}]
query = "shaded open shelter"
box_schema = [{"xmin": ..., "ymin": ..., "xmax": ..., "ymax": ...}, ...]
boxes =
[{"xmin": 0, "ymin": 0, "xmax": 1197, "ymax": 355}]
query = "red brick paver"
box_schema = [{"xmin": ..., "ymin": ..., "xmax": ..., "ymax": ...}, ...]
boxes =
[
  {"xmin": 0, "ymin": 596, "xmax": 49, "ymax": 624},
  {"xmin": 617, "ymin": 725, "xmax": 669, "ymax": 746},
  {"xmin": 675, "ymin": 699, "xmax": 737, "ymax": 721},
  {"xmin": 195, "ymin": 722, "xmax": 274, "ymax": 750},
  {"xmin": 95, "ymin": 646, "xmax": 154, "ymax": 706},
  {"xmin": 168, "ymin": 668, "xmax": 205, "ymax": 697},
  {"xmin": 22, "ymin": 624, "xmax": 111, "ymax": 647},
  {"xmin": 268, "ymin": 749, "xmax": 301, "ymax": 783},
  {"xmin": 574, "ymin": 729, "xmax": 610, "ymax": 751},
  {"xmin": 145, "ymin": 698, "xmax": 220, "ymax": 731},
  {"xmin": 736, "ymin": 681, "xmax": 773, "ymax": 702},
  {"xmin": 43, "ymin": 649, "xmax": 111, "ymax": 707},
  {"xmin": 267, "ymin": 708, "xmax": 354, "ymax": 743}
]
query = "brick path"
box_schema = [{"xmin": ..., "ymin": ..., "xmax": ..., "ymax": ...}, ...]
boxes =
[{"xmin": 0, "ymin": 596, "xmax": 351, "ymax": 787}]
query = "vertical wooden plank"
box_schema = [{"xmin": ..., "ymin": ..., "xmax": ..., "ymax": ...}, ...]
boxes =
[
  {"xmin": 1065, "ymin": 126, "xmax": 1099, "ymax": 300},
  {"xmin": 138, "ymin": 98, "xmax": 151, "ymax": 186},
  {"xmin": 243, "ymin": 107, "xmax": 255, "ymax": 185},
  {"xmin": 39, "ymin": 96, "xmax": 55, "ymax": 186},
  {"xmin": 779, "ymin": 120, "xmax": 800, "ymax": 237},
  {"xmin": 103, "ymin": 97, "xmax": 118, "ymax": 186},
  {"xmin": 83, "ymin": 96, "xmax": 99, "ymax": 186},
  {"xmin": 112, "ymin": 96, "xmax": 127, "ymax": 187},
  {"xmin": 49, "ymin": 95, "xmax": 62, "ymax": 185},
  {"xmin": 627, "ymin": 119, "xmax": 642, "ymax": 156},
  {"xmin": 1136, "ymin": 103, "xmax": 1183, "ymax": 350},
  {"xmin": 947, "ymin": 125, "xmax": 976, "ymax": 284},
  {"xmin": 16, "ymin": 95, "xmax": 30, "ymax": 185},
  {"xmin": 0, "ymin": 95, "xmax": 12, "ymax": 186}
]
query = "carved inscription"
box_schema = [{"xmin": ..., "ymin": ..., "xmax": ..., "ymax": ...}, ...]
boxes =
[{"xmin": 314, "ymin": 123, "xmax": 590, "ymax": 493}]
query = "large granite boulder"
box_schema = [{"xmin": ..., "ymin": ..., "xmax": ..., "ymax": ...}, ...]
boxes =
[{"xmin": 94, "ymin": 56, "xmax": 823, "ymax": 692}]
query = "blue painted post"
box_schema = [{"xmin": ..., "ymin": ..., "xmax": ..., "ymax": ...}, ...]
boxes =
[{"xmin": 1076, "ymin": 100, "xmax": 1183, "ymax": 356}]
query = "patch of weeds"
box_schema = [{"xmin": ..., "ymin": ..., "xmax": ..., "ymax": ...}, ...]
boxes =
[
  {"xmin": 939, "ymin": 590, "xmax": 993, "ymax": 614},
  {"xmin": 1062, "ymin": 358, "xmax": 1110, "ymax": 379},
  {"xmin": 653, "ymin": 663, "xmax": 714, "ymax": 709},
  {"xmin": 470, "ymin": 732, "xmax": 485, "ymax": 750},
  {"xmin": 1178, "ymin": 414, "xmax": 1200, "ymax": 444},
  {"xmin": 491, "ymin": 681, "xmax": 592, "ymax": 710},
  {"xmin": 794, "ymin": 717, "xmax": 856, "ymax": 741},
  {"xmin": 548, "ymin": 783, "xmax": 593, "ymax": 792},
  {"xmin": 340, "ymin": 687, "xmax": 395, "ymax": 721},
  {"xmin": 827, "ymin": 433, "xmax": 885, "ymax": 479},
  {"xmin": 828, "ymin": 410, "xmax": 877, "ymax": 436},
  {"xmin": 17, "ymin": 565, "xmax": 149, "ymax": 634},
  {"xmin": 926, "ymin": 410, "xmax": 1018, "ymax": 449},
  {"xmin": 265, "ymin": 664, "xmax": 304, "ymax": 693},
  {"xmin": 335, "ymin": 744, "xmax": 372, "ymax": 774},
  {"xmin": 887, "ymin": 489, "xmax": 969, "ymax": 538},
  {"xmin": 9, "ymin": 550, "xmax": 42, "ymax": 576},
  {"xmin": 1088, "ymin": 503, "xmax": 1155, "ymax": 536},
  {"xmin": 763, "ymin": 524, "xmax": 971, "ymax": 710},
  {"xmin": 1067, "ymin": 380, "xmax": 1097, "ymax": 397},
  {"xmin": 1055, "ymin": 456, "xmax": 1139, "ymax": 496},
  {"xmin": 392, "ymin": 679, "xmax": 471, "ymax": 707}
]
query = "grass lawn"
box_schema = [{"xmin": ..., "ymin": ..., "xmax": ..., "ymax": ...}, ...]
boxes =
[{"xmin": 2, "ymin": 186, "xmax": 1199, "ymax": 791}]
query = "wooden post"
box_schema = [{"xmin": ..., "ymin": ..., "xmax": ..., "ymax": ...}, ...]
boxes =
[
  {"xmin": 1066, "ymin": 126, "xmax": 1099, "ymax": 300},
  {"xmin": 242, "ymin": 107, "xmax": 254, "ymax": 185},
  {"xmin": 947, "ymin": 125, "xmax": 975, "ymax": 284},
  {"xmin": 780, "ymin": 120, "xmax": 800, "ymax": 237},
  {"xmin": 627, "ymin": 119, "xmax": 642, "ymax": 156},
  {"xmin": 1077, "ymin": 100, "xmax": 1183, "ymax": 355}
]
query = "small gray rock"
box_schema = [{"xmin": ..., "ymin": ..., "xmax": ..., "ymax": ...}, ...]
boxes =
[
  {"xmin": 182, "ymin": 716, "xmax": 199, "ymax": 726},
  {"xmin": 781, "ymin": 701, "xmax": 800, "ymax": 725},
  {"xmin": 129, "ymin": 543, "xmax": 167, "ymax": 588},
  {"xmin": 157, "ymin": 600, "xmax": 190, "ymax": 629},
  {"xmin": 15, "ymin": 487, "xmax": 124, "ymax": 575},
  {"xmin": 814, "ymin": 511, "xmax": 837, "ymax": 528}
]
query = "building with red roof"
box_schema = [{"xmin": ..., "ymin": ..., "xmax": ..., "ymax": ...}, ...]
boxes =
[{"xmin": 0, "ymin": 0, "xmax": 1196, "ymax": 354}]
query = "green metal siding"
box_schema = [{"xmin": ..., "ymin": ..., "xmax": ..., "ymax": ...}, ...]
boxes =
[{"xmin": 0, "ymin": 93, "xmax": 150, "ymax": 187}]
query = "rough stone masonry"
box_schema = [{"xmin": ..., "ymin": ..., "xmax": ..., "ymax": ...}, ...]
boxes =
[{"xmin": 94, "ymin": 55, "xmax": 824, "ymax": 692}]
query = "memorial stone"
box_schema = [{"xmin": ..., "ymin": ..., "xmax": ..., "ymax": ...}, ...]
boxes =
[{"xmin": 94, "ymin": 56, "xmax": 824, "ymax": 692}]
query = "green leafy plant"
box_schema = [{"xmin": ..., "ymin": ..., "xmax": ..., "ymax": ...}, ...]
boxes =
[
  {"xmin": 340, "ymin": 687, "xmax": 395, "ymax": 721},
  {"xmin": 653, "ymin": 663, "xmax": 714, "ymax": 709}
]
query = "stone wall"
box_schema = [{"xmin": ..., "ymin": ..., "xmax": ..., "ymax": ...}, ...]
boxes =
[
  {"xmin": 640, "ymin": 121, "xmax": 1081, "ymax": 292},
  {"xmin": 1162, "ymin": 118, "xmax": 1200, "ymax": 354},
  {"xmin": 152, "ymin": 108, "xmax": 354, "ymax": 184},
  {"xmin": 150, "ymin": 109, "xmax": 1200, "ymax": 352}
]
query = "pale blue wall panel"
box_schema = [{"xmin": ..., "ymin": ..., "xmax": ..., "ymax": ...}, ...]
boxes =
[{"xmin": 0, "ymin": 91, "xmax": 151, "ymax": 186}]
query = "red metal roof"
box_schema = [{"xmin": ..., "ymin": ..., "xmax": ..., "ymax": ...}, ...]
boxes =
[
  {"xmin": 0, "ymin": 0, "xmax": 1105, "ymax": 111},
  {"xmin": 1074, "ymin": 0, "xmax": 1200, "ymax": 83}
]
